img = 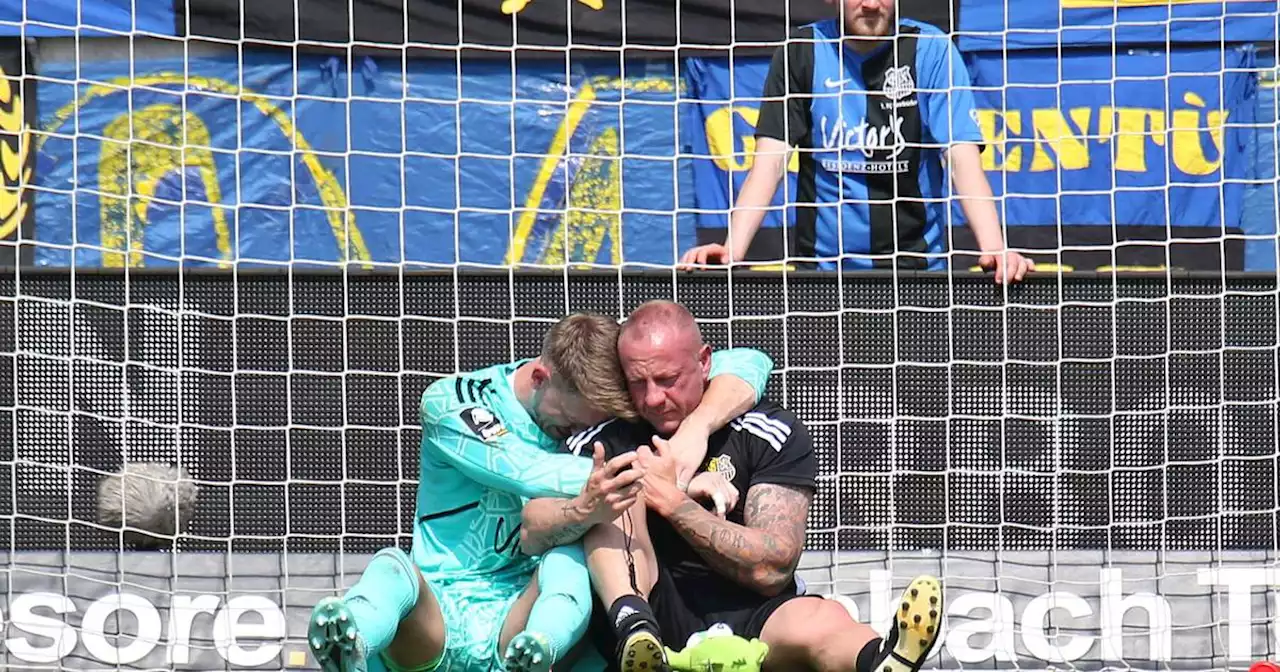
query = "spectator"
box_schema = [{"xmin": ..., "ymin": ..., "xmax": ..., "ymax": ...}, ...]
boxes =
[{"xmin": 681, "ymin": 0, "xmax": 1034, "ymax": 283}]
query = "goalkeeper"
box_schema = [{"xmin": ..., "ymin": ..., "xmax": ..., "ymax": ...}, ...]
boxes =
[{"xmin": 308, "ymin": 312, "xmax": 775, "ymax": 672}]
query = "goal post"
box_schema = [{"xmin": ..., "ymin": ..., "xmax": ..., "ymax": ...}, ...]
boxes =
[{"xmin": 3, "ymin": 0, "xmax": 1280, "ymax": 671}]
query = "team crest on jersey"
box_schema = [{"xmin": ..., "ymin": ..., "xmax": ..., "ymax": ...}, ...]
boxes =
[
  {"xmin": 881, "ymin": 65, "xmax": 917, "ymax": 109},
  {"xmin": 882, "ymin": 65, "xmax": 914, "ymax": 100},
  {"xmin": 462, "ymin": 407, "xmax": 508, "ymax": 442},
  {"xmin": 706, "ymin": 455, "xmax": 736, "ymax": 481}
]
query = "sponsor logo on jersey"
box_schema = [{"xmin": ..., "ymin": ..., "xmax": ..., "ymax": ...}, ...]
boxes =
[
  {"xmin": 816, "ymin": 115, "xmax": 909, "ymax": 174},
  {"xmin": 462, "ymin": 407, "xmax": 508, "ymax": 442}
]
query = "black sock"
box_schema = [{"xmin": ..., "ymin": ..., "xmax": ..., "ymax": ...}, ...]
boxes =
[
  {"xmin": 855, "ymin": 637, "xmax": 885, "ymax": 672},
  {"xmin": 607, "ymin": 595, "xmax": 658, "ymax": 641}
]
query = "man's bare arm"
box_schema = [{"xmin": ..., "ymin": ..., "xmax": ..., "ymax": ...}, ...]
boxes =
[
  {"xmin": 724, "ymin": 138, "xmax": 790, "ymax": 262},
  {"xmin": 520, "ymin": 496, "xmax": 596, "ymax": 556},
  {"xmin": 947, "ymin": 143, "xmax": 1004, "ymax": 253},
  {"xmin": 669, "ymin": 348, "xmax": 774, "ymax": 489},
  {"xmin": 690, "ymin": 348, "xmax": 773, "ymax": 431},
  {"xmin": 520, "ymin": 445, "xmax": 643, "ymax": 556},
  {"xmin": 650, "ymin": 482, "xmax": 810, "ymax": 596},
  {"xmin": 948, "ymin": 143, "xmax": 1034, "ymax": 283}
]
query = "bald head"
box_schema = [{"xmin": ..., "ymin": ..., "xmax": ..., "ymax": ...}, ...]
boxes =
[
  {"xmin": 619, "ymin": 300, "xmax": 704, "ymax": 356},
  {"xmin": 618, "ymin": 301, "xmax": 711, "ymax": 435}
]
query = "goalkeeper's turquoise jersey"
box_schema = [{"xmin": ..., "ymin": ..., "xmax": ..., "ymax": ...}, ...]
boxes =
[{"xmin": 413, "ymin": 349, "xmax": 773, "ymax": 584}]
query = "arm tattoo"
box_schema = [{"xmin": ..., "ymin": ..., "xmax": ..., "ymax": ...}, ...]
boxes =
[
  {"xmin": 543, "ymin": 499, "xmax": 594, "ymax": 546},
  {"xmin": 664, "ymin": 483, "xmax": 811, "ymax": 595},
  {"xmin": 522, "ymin": 498, "xmax": 593, "ymax": 555}
]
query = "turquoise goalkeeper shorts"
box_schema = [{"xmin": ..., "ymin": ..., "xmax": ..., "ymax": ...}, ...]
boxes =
[{"xmin": 381, "ymin": 576, "xmax": 526, "ymax": 672}]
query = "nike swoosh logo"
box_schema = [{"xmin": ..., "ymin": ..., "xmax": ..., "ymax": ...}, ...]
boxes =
[{"xmin": 824, "ymin": 77, "xmax": 851, "ymax": 88}]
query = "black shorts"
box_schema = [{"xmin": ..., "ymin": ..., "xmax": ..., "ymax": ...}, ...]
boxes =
[{"xmin": 587, "ymin": 564, "xmax": 801, "ymax": 669}]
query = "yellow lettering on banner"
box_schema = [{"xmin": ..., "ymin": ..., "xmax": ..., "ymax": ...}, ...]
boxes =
[
  {"xmin": 1102, "ymin": 107, "xmax": 1167, "ymax": 173},
  {"xmin": 970, "ymin": 93, "xmax": 1227, "ymax": 176},
  {"xmin": 706, "ymin": 106, "xmax": 752, "ymax": 172},
  {"xmin": 506, "ymin": 83, "xmax": 598, "ymax": 266},
  {"xmin": 1030, "ymin": 108, "xmax": 1092, "ymax": 172},
  {"xmin": 1171, "ymin": 92, "xmax": 1228, "ymax": 176},
  {"xmin": 704, "ymin": 105, "xmax": 799, "ymax": 174},
  {"xmin": 583, "ymin": 75, "xmax": 679, "ymax": 95},
  {"xmin": 508, "ymin": 75, "xmax": 678, "ymax": 265},
  {"xmin": 98, "ymin": 104, "xmax": 228, "ymax": 268},
  {"xmin": 708, "ymin": 93, "xmax": 1228, "ymax": 181},
  {"xmin": 37, "ymin": 74, "xmax": 371, "ymax": 267},
  {"xmin": 0, "ymin": 66, "xmax": 31, "ymax": 241},
  {"xmin": 976, "ymin": 109, "xmax": 1023, "ymax": 171},
  {"xmin": 540, "ymin": 127, "xmax": 621, "ymax": 267}
]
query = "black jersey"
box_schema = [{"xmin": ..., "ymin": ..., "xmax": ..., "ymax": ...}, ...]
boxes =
[{"xmin": 570, "ymin": 399, "xmax": 817, "ymax": 611}]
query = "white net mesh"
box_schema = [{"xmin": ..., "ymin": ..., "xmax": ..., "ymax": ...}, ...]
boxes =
[{"xmin": 3, "ymin": 0, "xmax": 1280, "ymax": 670}]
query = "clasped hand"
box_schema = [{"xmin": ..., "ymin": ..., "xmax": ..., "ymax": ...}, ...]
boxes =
[
  {"xmin": 637, "ymin": 436, "xmax": 739, "ymax": 517},
  {"xmin": 575, "ymin": 442, "xmax": 645, "ymax": 525}
]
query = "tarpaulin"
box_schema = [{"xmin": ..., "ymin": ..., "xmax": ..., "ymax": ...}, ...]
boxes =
[
  {"xmin": 0, "ymin": 0, "xmax": 175, "ymax": 37},
  {"xmin": 33, "ymin": 53, "xmax": 693, "ymax": 267},
  {"xmin": 958, "ymin": 0, "xmax": 1277, "ymax": 52}
]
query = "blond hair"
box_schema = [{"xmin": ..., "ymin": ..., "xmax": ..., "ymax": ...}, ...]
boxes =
[{"xmin": 541, "ymin": 312, "xmax": 637, "ymax": 421}]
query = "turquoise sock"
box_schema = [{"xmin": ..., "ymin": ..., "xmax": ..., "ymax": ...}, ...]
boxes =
[
  {"xmin": 344, "ymin": 547, "xmax": 421, "ymax": 655},
  {"xmin": 525, "ymin": 543, "xmax": 592, "ymax": 662}
]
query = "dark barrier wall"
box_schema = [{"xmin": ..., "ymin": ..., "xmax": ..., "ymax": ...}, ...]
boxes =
[{"xmin": 3, "ymin": 269, "xmax": 1278, "ymax": 554}]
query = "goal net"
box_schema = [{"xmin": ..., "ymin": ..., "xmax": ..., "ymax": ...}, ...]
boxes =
[{"xmin": 2, "ymin": 0, "xmax": 1279, "ymax": 670}]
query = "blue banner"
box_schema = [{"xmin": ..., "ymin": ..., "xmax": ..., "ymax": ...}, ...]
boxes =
[
  {"xmin": 958, "ymin": 0, "xmax": 1277, "ymax": 52},
  {"xmin": 0, "ymin": 0, "xmax": 175, "ymax": 37},
  {"xmin": 33, "ymin": 53, "xmax": 694, "ymax": 267},
  {"xmin": 972, "ymin": 45, "xmax": 1257, "ymax": 226},
  {"xmin": 684, "ymin": 44, "xmax": 1270, "ymax": 270}
]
